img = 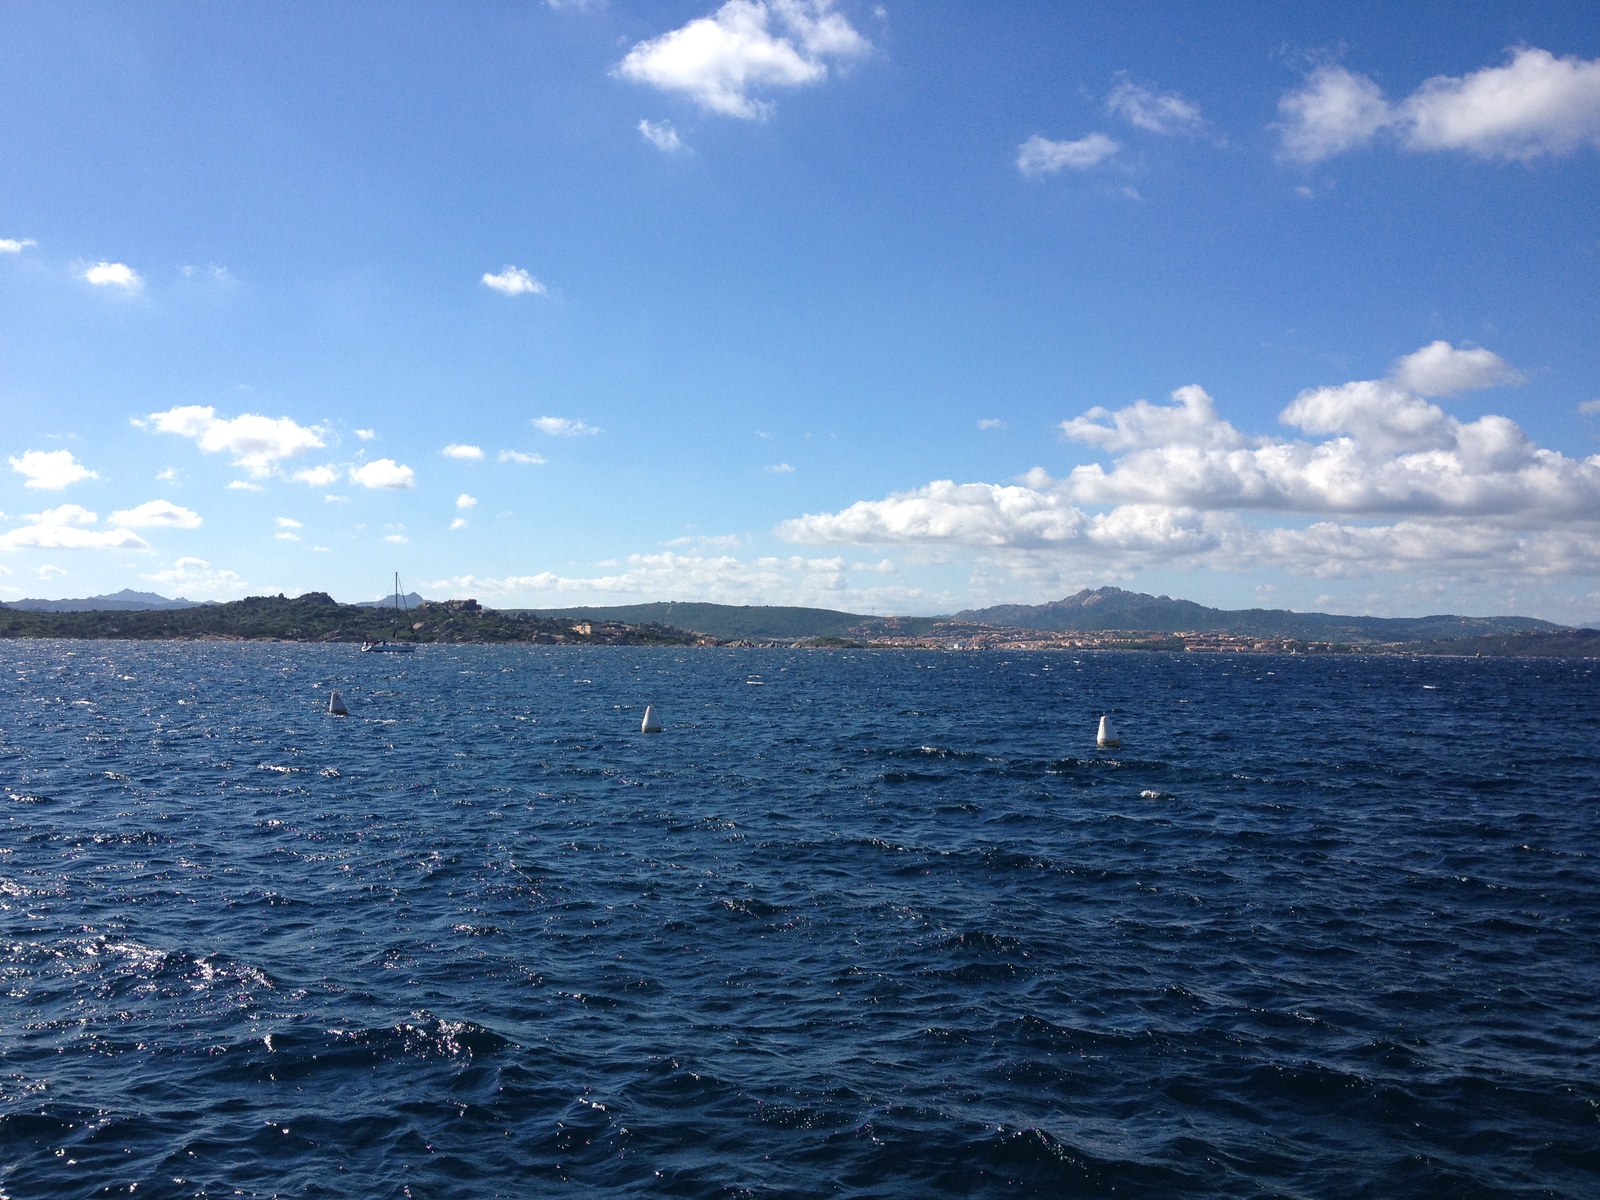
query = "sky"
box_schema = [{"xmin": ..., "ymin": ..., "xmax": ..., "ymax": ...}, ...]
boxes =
[{"xmin": 2, "ymin": 1, "xmax": 1598, "ymax": 621}]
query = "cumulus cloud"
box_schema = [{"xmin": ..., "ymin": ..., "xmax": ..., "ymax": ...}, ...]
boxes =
[
  {"xmin": 442, "ymin": 443, "xmax": 485, "ymax": 460},
  {"xmin": 532, "ymin": 416, "xmax": 602, "ymax": 436},
  {"xmin": 1277, "ymin": 48, "xmax": 1600, "ymax": 164},
  {"xmin": 144, "ymin": 405, "xmax": 326, "ymax": 477},
  {"xmin": 355, "ymin": 428, "xmax": 377, "ymax": 441},
  {"xmin": 82, "ymin": 261, "xmax": 142, "ymax": 290},
  {"xmin": 450, "ymin": 517, "xmax": 469, "ymax": 530},
  {"xmin": 426, "ymin": 551, "xmax": 932, "ymax": 610},
  {"xmin": 456, "ymin": 494, "xmax": 477, "ymax": 510},
  {"xmin": 1389, "ymin": 340, "xmax": 1524, "ymax": 396},
  {"xmin": 349, "ymin": 459, "xmax": 415, "ymax": 489},
  {"xmin": 276, "ymin": 517, "xmax": 302, "ymax": 529},
  {"xmin": 9, "ymin": 449, "xmax": 99, "ymax": 490},
  {"xmin": 639, "ymin": 119, "xmax": 686, "ymax": 151},
  {"xmin": 977, "ymin": 418, "xmax": 1006, "ymax": 431},
  {"xmin": 140, "ymin": 557, "xmax": 246, "ymax": 598},
  {"xmin": 482, "ymin": 266, "xmax": 546, "ymax": 296},
  {"xmin": 291, "ymin": 465, "xmax": 342, "ymax": 487},
  {"xmin": 107, "ymin": 500, "xmax": 202, "ymax": 529},
  {"xmin": 766, "ymin": 462, "xmax": 795, "ymax": 473},
  {"xmin": 1275, "ymin": 65, "xmax": 1394, "ymax": 163},
  {"xmin": 0, "ymin": 504, "xmax": 149, "ymax": 551},
  {"xmin": 615, "ymin": 0, "xmax": 869, "ymax": 119},
  {"xmin": 499, "ymin": 450, "xmax": 547, "ymax": 464},
  {"xmin": 780, "ymin": 342, "xmax": 1600, "ymax": 583},
  {"xmin": 0, "ymin": 238, "xmax": 36, "ymax": 253},
  {"xmin": 1016, "ymin": 132, "xmax": 1119, "ymax": 176},
  {"xmin": 1107, "ymin": 77, "xmax": 1206, "ymax": 135}
]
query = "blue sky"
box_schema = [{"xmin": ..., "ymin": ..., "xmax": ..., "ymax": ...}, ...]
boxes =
[{"xmin": 2, "ymin": 1, "xmax": 1598, "ymax": 619}]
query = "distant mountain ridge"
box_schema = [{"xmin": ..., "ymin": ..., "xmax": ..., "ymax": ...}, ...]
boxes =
[
  {"xmin": 2, "ymin": 588, "xmax": 212, "ymax": 612},
  {"xmin": 2, "ymin": 586, "xmax": 1572, "ymax": 644},
  {"xmin": 532, "ymin": 588, "xmax": 1567, "ymax": 643},
  {"xmin": 520, "ymin": 602, "xmax": 881, "ymax": 641},
  {"xmin": 353, "ymin": 592, "xmax": 427, "ymax": 609},
  {"xmin": 954, "ymin": 587, "xmax": 1564, "ymax": 643}
]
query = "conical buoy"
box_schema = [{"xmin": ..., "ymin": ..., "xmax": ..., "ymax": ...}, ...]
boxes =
[
  {"xmin": 328, "ymin": 690, "xmax": 348, "ymax": 716},
  {"xmin": 641, "ymin": 704, "xmax": 662, "ymax": 733},
  {"xmin": 1096, "ymin": 714, "xmax": 1119, "ymax": 748}
]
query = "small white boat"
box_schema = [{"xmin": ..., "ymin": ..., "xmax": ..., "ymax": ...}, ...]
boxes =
[
  {"xmin": 361, "ymin": 573, "xmax": 420, "ymax": 653},
  {"xmin": 360, "ymin": 639, "xmax": 416, "ymax": 654}
]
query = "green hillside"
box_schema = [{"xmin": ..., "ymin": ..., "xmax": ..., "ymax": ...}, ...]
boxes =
[
  {"xmin": 959, "ymin": 587, "xmax": 1565, "ymax": 643},
  {"xmin": 0, "ymin": 593, "xmax": 697, "ymax": 645},
  {"xmin": 519, "ymin": 602, "xmax": 920, "ymax": 640}
]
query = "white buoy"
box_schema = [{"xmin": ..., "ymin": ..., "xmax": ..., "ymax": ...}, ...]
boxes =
[
  {"xmin": 328, "ymin": 690, "xmax": 348, "ymax": 716},
  {"xmin": 1097, "ymin": 714, "xmax": 1119, "ymax": 748},
  {"xmin": 641, "ymin": 704, "xmax": 662, "ymax": 733}
]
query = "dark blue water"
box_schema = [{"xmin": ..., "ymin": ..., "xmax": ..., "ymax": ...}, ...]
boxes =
[{"xmin": 1, "ymin": 643, "xmax": 1597, "ymax": 1198}]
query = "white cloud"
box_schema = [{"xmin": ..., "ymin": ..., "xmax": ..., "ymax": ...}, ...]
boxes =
[
  {"xmin": 275, "ymin": 531, "xmax": 300, "ymax": 541},
  {"xmin": 1277, "ymin": 49, "xmax": 1600, "ymax": 164},
  {"xmin": 107, "ymin": 500, "xmax": 202, "ymax": 529},
  {"xmin": 385, "ymin": 534, "xmax": 409, "ymax": 544},
  {"xmin": 1275, "ymin": 65, "xmax": 1394, "ymax": 164},
  {"xmin": 291, "ymin": 465, "xmax": 342, "ymax": 487},
  {"xmin": 355, "ymin": 428, "xmax": 377, "ymax": 441},
  {"xmin": 779, "ymin": 344, "xmax": 1600, "ymax": 584},
  {"xmin": 481, "ymin": 266, "xmax": 547, "ymax": 296},
  {"xmin": 977, "ymin": 418, "xmax": 1006, "ymax": 431},
  {"xmin": 532, "ymin": 416, "xmax": 602, "ymax": 436},
  {"xmin": 1390, "ymin": 340, "xmax": 1524, "ymax": 396},
  {"xmin": 499, "ymin": 449, "xmax": 547, "ymax": 464},
  {"xmin": 426, "ymin": 551, "xmax": 932, "ymax": 610},
  {"xmin": 0, "ymin": 238, "xmax": 36, "ymax": 253},
  {"xmin": 615, "ymin": 0, "xmax": 869, "ymax": 120},
  {"xmin": 9, "ymin": 449, "xmax": 99, "ymax": 490},
  {"xmin": 144, "ymin": 405, "xmax": 326, "ymax": 477},
  {"xmin": 1016, "ymin": 133, "xmax": 1119, "ymax": 176},
  {"xmin": 450, "ymin": 517, "xmax": 469, "ymax": 530},
  {"xmin": 442, "ymin": 443, "xmax": 485, "ymax": 460},
  {"xmin": 1579, "ymin": 399, "xmax": 1600, "ymax": 416},
  {"xmin": 639, "ymin": 119, "xmax": 686, "ymax": 151},
  {"xmin": 766, "ymin": 462, "xmax": 795, "ymax": 473},
  {"xmin": 456, "ymin": 493, "xmax": 477, "ymax": 509},
  {"xmin": 1402, "ymin": 48, "xmax": 1600, "ymax": 160},
  {"xmin": 0, "ymin": 504, "xmax": 148, "ymax": 551},
  {"xmin": 227, "ymin": 480, "xmax": 265, "ymax": 491},
  {"xmin": 37, "ymin": 564, "xmax": 66, "ymax": 580},
  {"xmin": 782, "ymin": 480, "xmax": 1092, "ymax": 548},
  {"xmin": 28, "ymin": 504, "xmax": 96, "ymax": 526},
  {"xmin": 349, "ymin": 459, "xmax": 416, "ymax": 489},
  {"xmin": 82, "ymin": 261, "xmax": 142, "ymax": 290},
  {"xmin": 140, "ymin": 556, "xmax": 246, "ymax": 599},
  {"xmin": 275, "ymin": 516, "xmax": 303, "ymax": 528},
  {"xmin": 155, "ymin": 467, "xmax": 178, "ymax": 481},
  {"xmin": 1107, "ymin": 77, "xmax": 1206, "ymax": 135},
  {"xmin": 1059, "ymin": 384, "xmax": 1247, "ymax": 451}
]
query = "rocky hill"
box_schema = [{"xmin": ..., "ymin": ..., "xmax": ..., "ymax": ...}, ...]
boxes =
[
  {"xmin": 955, "ymin": 587, "xmax": 1563, "ymax": 644},
  {"xmin": 0, "ymin": 593, "xmax": 701, "ymax": 645}
]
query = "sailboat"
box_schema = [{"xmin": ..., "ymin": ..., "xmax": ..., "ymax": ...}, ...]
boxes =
[{"xmin": 360, "ymin": 573, "xmax": 419, "ymax": 653}]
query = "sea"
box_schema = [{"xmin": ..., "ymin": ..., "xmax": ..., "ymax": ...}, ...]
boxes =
[{"xmin": 1, "ymin": 641, "xmax": 1596, "ymax": 1199}]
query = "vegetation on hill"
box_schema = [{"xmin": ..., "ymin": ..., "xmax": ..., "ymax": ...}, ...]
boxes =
[
  {"xmin": 1387, "ymin": 629, "xmax": 1600, "ymax": 657},
  {"xmin": 0, "ymin": 593, "xmax": 700, "ymax": 645},
  {"xmin": 957, "ymin": 587, "xmax": 1565, "ymax": 643},
  {"xmin": 518, "ymin": 601, "xmax": 917, "ymax": 640}
]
